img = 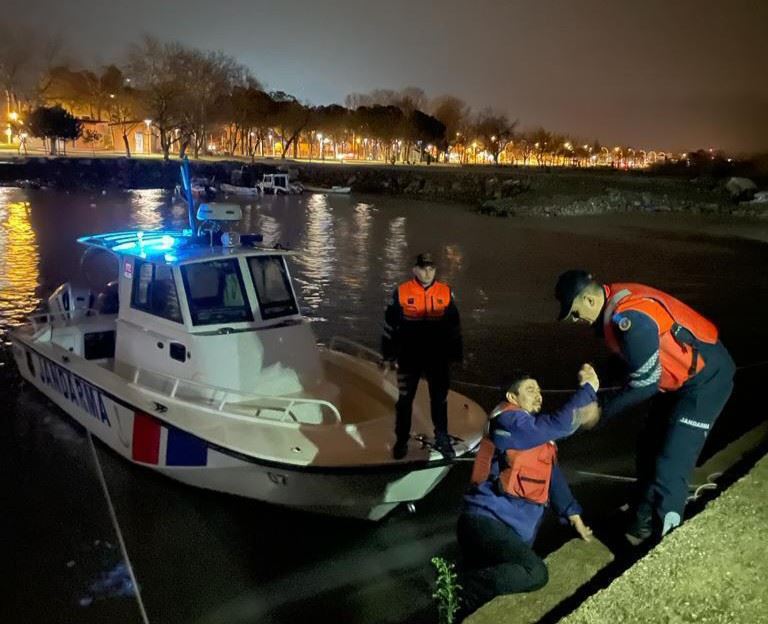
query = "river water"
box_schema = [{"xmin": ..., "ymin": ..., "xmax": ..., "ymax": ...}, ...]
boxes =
[{"xmin": 2, "ymin": 186, "xmax": 767, "ymax": 623}]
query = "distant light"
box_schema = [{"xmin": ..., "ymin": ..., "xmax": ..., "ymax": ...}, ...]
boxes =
[
  {"xmin": 9, "ymin": 112, "xmax": 19, "ymax": 122},
  {"xmin": 161, "ymin": 235, "xmax": 176, "ymax": 248},
  {"xmin": 164, "ymin": 253, "xmax": 178, "ymax": 263},
  {"xmin": 144, "ymin": 118, "xmax": 152, "ymax": 127}
]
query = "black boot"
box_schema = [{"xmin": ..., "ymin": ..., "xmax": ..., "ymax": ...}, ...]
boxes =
[
  {"xmin": 434, "ymin": 433, "xmax": 456, "ymax": 460},
  {"xmin": 392, "ymin": 437, "xmax": 409, "ymax": 460}
]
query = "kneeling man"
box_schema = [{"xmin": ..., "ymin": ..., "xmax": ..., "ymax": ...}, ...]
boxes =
[{"xmin": 458, "ymin": 366, "xmax": 599, "ymax": 617}]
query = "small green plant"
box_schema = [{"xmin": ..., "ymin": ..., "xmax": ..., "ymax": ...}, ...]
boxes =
[{"xmin": 431, "ymin": 556, "xmax": 462, "ymax": 624}]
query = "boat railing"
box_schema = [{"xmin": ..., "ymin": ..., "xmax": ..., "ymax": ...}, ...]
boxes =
[
  {"xmin": 327, "ymin": 336, "xmax": 383, "ymax": 367},
  {"xmin": 129, "ymin": 366, "xmax": 343, "ymax": 426},
  {"xmin": 28, "ymin": 308, "xmax": 102, "ymax": 333}
]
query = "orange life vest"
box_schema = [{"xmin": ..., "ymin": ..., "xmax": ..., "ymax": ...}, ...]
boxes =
[
  {"xmin": 470, "ymin": 402, "xmax": 557, "ymax": 504},
  {"xmin": 398, "ymin": 279, "xmax": 451, "ymax": 320},
  {"xmin": 603, "ymin": 283, "xmax": 719, "ymax": 391}
]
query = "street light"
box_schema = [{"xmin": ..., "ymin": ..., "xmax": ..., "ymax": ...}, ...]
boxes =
[
  {"xmin": 317, "ymin": 132, "xmax": 324, "ymax": 160},
  {"xmin": 9, "ymin": 111, "xmax": 19, "ymax": 122}
]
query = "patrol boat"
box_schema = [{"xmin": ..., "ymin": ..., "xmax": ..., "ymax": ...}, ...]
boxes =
[{"xmin": 9, "ymin": 202, "xmax": 486, "ymax": 520}]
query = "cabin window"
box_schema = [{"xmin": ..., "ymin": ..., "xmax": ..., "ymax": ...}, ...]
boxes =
[
  {"xmin": 181, "ymin": 259, "xmax": 254, "ymax": 326},
  {"xmin": 130, "ymin": 260, "xmax": 183, "ymax": 323},
  {"xmin": 84, "ymin": 330, "xmax": 116, "ymax": 360},
  {"xmin": 247, "ymin": 256, "xmax": 298, "ymax": 320}
]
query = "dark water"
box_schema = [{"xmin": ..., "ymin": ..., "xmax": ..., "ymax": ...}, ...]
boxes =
[{"xmin": 2, "ymin": 186, "xmax": 767, "ymax": 623}]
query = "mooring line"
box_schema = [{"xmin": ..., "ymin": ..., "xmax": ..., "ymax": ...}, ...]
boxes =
[
  {"xmin": 87, "ymin": 433, "xmax": 150, "ymax": 624},
  {"xmin": 453, "ymin": 358, "xmax": 768, "ymax": 394}
]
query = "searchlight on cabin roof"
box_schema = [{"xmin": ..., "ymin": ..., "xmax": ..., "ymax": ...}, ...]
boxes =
[{"xmin": 196, "ymin": 203, "xmax": 242, "ymax": 222}]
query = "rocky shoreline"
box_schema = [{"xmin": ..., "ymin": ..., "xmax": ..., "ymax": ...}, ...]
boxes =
[{"xmin": 1, "ymin": 155, "xmax": 766, "ymax": 218}]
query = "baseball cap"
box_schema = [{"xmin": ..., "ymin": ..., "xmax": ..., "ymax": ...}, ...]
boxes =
[
  {"xmin": 415, "ymin": 252, "xmax": 435, "ymax": 267},
  {"xmin": 555, "ymin": 269, "xmax": 594, "ymax": 320}
]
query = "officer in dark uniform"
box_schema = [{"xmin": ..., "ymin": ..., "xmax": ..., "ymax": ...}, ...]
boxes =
[
  {"xmin": 383, "ymin": 253, "xmax": 463, "ymax": 459},
  {"xmin": 554, "ymin": 270, "xmax": 736, "ymax": 543}
]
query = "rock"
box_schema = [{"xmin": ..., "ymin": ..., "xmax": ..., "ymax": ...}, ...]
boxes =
[{"xmin": 725, "ymin": 177, "xmax": 757, "ymax": 201}]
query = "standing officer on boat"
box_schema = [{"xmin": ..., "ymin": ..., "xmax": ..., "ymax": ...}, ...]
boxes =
[
  {"xmin": 554, "ymin": 270, "xmax": 736, "ymax": 543},
  {"xmin": 383, "ymin": 252, "xmax": 463, "ymax": 460}
]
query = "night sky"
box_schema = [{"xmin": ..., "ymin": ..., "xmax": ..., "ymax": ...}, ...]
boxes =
[{"xmin": 8, "ymin": 0, "xmax": 768, "ymax": 153}]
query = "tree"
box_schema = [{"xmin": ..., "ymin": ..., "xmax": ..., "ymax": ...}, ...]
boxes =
[
  {"xmin": 127, "ymin": 36, "xmax": 188, "ymax": 160},
  {"xmin": 174, "ymin": 48, "xmax": 257, "ymax": 158},
  {"xmin": 269, "ymin": 92, "xmax": 310, "ymax": 158},
  {"xmin": 311, "ymin": 104, "xmax": 349, "ymax": 158},
  {"xmin": 28, "ymin": 105, "xmax": 82, "ymax": 155},
  {"xmin": 430, "ymin": 95, "xmax": 471, "ymax": 149},
  {"xmin": 1, "ymin": 28, "xmax": 65, "ymax": 114},
  {"xmin": 81, "ymin": 128, "xmax": 102, "ymax": 155},
  {"xmin": 474, "ymin": 108, "xmax": 517, "ymax": 164},
  {"xmin": 408, "ymin": 110, "xmax": 446, "ymax": 159},
  {"xmin": 529, "ymin": 127, "xmax": 552, "ymax": 166}
]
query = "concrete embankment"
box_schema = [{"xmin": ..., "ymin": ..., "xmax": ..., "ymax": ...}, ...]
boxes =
[
  {"xmin": 465, "ymin": 422, "xmax": 768, "ymax": 624},
  {"xmin": 560, "ymin": 451, "xmax": 768, "ymax": 624},
  {"xmin": 2, "ymin": 155, "xmax": 767, "ymax": 218}
]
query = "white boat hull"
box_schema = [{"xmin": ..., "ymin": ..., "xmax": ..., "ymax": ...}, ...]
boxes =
[
  {"xmin": 303, "ymin": 186, "xmax": 352, "ymax": 194},
  {"xmin": 11, "ymin": 336, "xmax": 477, "ymax": 520},
  {"xmin": 220, "ymin": 183, "xmax": 261, "ymax": 196}
]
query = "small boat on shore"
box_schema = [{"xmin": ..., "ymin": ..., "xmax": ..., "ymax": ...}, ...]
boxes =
[
  {"xmin": 303, "ymin": 185, "xmax": 352, "ymax": 195},
  {"xmin": 9, "ymin": 166, "xmax": 485, "ymax": 520}
]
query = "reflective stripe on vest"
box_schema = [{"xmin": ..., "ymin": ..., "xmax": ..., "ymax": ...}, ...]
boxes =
[
  {"xmin": 470, "ymin": 402, "xmax": 557, "ymax": 505},
  {"xmin": 398, "ymin": 279, "xmax": 451, "ymax": 320},
  {"xmin": 603, "ymin": 283, "xmax": 719, "ymax": 391}
]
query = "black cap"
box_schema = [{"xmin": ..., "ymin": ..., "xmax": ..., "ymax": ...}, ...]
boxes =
[
  {"xmin": 555, "ymin": 269, "xmax": 594, "ymax": 320},
  {"xmin": 415, "ymin": 252, "xmax": 435, "ymax": 267}
]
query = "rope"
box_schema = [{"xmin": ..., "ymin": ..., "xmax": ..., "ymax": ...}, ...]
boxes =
[
  {"xmin": 88, "ymin": 433, "xmax": 151, "ymax": 624},
  {"xmin": 452, "ymin": 358, "xmax": 768, "ymax": 394}
]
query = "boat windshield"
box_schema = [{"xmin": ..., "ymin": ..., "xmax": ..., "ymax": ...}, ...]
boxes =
[
  {"xmin": 247, "ymin": 255, "xmax": 298, "ymax": 320},
  {"xmin": 181, "ymin": 259, "xmax": 254, "ymax": 325}
]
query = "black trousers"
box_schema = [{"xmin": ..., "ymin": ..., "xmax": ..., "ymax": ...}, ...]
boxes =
[
  {"xmin": 457, "ymin": 512, "xmax": 548, "ymax": 616},
  {"xmin": 395, "ymin": 358, "xmax": 450, "ymax": 440},
  {"xmin": 635, "ymin": 341, "xmax": 735, "ymax": 535}
]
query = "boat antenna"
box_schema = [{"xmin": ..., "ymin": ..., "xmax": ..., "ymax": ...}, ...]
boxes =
[{"xmin": 180, "ymin": 156, "xmax": 197, "ymax": 232}]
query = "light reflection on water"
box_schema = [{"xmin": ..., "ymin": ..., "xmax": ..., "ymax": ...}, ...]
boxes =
[
  {"xmin": 129, "ymin": 189, "xmax": 167, "ymax": 230},
  {"xmin": 381, "ymin": 216, "xmax": 407, "ymax": 303},
  {"xmin": 0, "ymin": 191, "xmax": 40, "ymax": 327},
  {"xmin": 337, "ymin": 203, "xmax": 373, "ymax": 310},
  {"xmin": 294, "ymin": 194, "xmax": 336, "ymax": 312}
]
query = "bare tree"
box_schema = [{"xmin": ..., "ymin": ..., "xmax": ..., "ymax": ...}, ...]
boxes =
[
  {"xmin": 126, "ymin": 36, "xmax": 188, "ymax": 160},
  {"xmin": 474, "ymin": 108, "xmax": 518, "ymax": 164},
  {"xmin": 1, "ymin": 28, "xmax": 66, "ymax": 114}
]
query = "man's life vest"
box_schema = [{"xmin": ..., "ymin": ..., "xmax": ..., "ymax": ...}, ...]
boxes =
[
  {"xmin": 398, "ymin": 279, "xmax": 451, "ymax": 320},
  {"xmin": 470, "ymin": 402, "xmax": 557, "ymax": 504},
  {"xmin": 603, "ymin": 283, "xmax": 719, "ymax": 391}
]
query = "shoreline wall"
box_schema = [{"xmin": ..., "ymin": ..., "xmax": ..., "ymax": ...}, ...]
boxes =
[{"xmin": 1, "ymin": 156, "xmax": 766, "ymax": 218}]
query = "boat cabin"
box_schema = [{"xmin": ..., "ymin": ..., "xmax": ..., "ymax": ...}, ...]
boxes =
[
  {"xmin": 259, "ymin": 173, "xmax": 300, "ymax": 194},
  {"xmin": 59, "ymin": 206, "xmax": 325, "ymax": 400}
]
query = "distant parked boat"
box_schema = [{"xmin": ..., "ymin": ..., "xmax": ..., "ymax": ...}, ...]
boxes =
[
  {"xmin": 219, "ymin": 183, "xmax": 262, "ymax": 196},
  {"xmin": 258, "ymin": 173, "xmax": 304, "ymax": 195},
  {"xmin": 303, "ymin": 185, "xmax": 352, "ymax": 195}
]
